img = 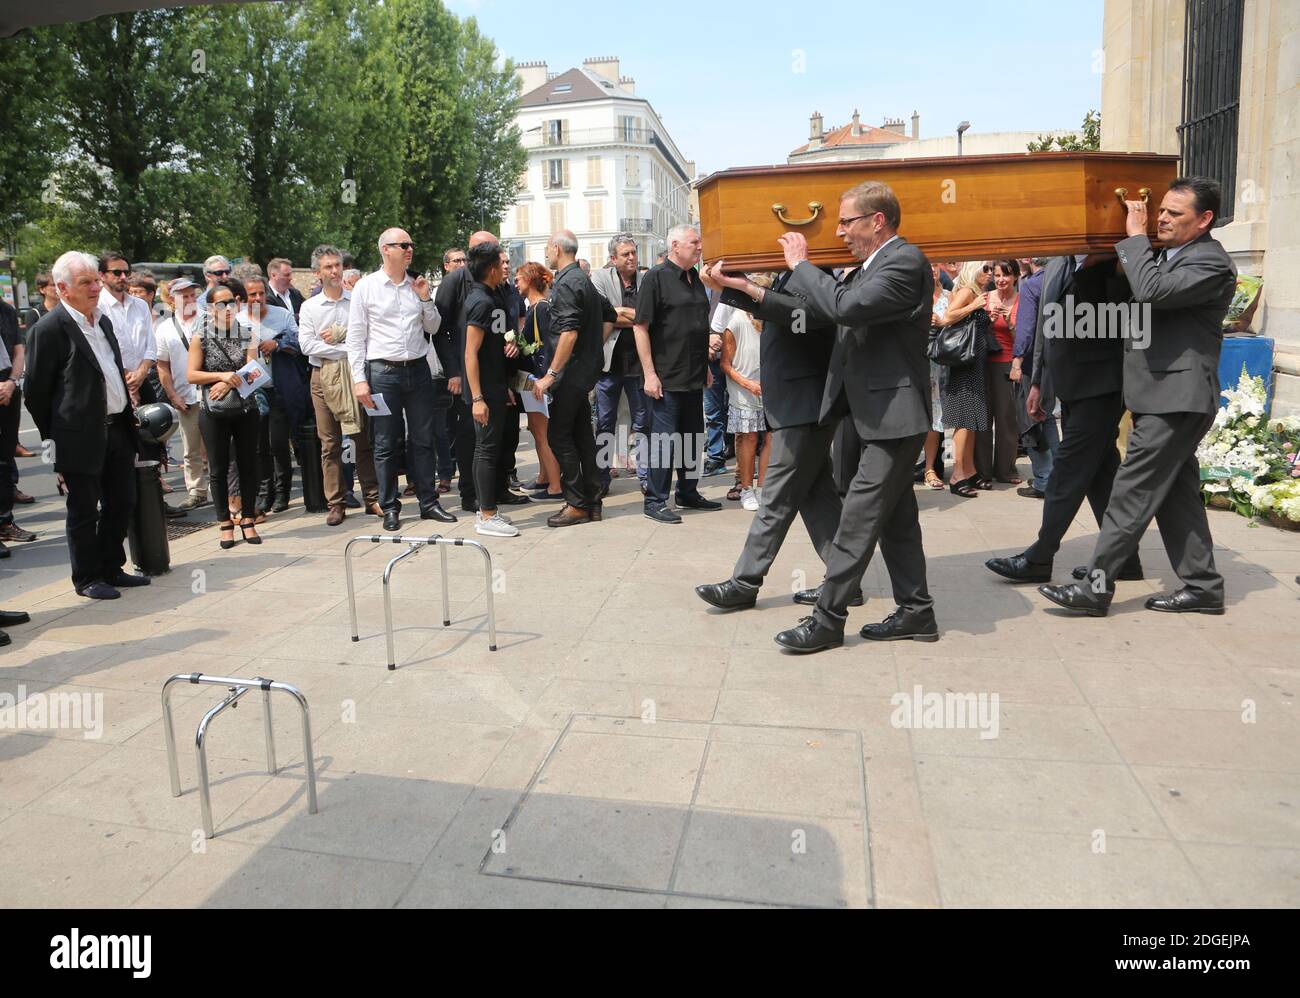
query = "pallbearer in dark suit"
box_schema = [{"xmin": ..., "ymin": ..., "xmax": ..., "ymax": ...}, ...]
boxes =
[
  {"xmin": 694, "ymin": 263, "xmax": 848, "ymax": 610},
  {"xmin": 1040, "ymin": 177, "xmax": 1236, "ymax": 616},
  {"xmin": 771, "ymin": 182, "xmax": 939, "ymax": 653},
  {"xmin": 24, "ymin": 251, "xmax": 149, "ymax": 599},
  {"xmin": 985, "ymin": 254, "xmax": 1144, "ymax": 583}
]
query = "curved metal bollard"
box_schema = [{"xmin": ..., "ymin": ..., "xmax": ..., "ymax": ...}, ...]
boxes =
[
  {"xmin": 343, "ymin": 533, "xmax": 497, "ymax": 669},
  {"xmin": 162, "ymin": 673, "xmax": 318, "ymax": 838}
]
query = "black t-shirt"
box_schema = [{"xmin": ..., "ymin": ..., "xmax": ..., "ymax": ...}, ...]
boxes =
[
  {"xmin": 523, "ymin": 299, "xmax": 555, "ymax": 376},
  {"xmin": 609, "ymin": 269, "xmax": 641, "ymax": 377},
  {"xmin": 463, "ymin": 280, "xmax": 509, "ymax": 401},
  {"xmin": 634, "ymin": 258, "xmax": 709, "ymax": 392},
  {"xmin": 548, "ymin": 262, "xmax": 615, "ymax": 394}
]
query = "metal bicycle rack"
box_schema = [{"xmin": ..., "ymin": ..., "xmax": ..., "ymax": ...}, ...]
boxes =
[
  {"xmin": 162, "ymin": 673, "xmax": 318, "ymax": 839},
  {"xmin": 343, "ymin": 533, "xmax": 497, "ymax": 670}
]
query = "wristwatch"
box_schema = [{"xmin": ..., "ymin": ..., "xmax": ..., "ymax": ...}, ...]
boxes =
[
  {"xmin": 547, "ymin": 368, "xmax": 560, "ymax": 379},
  {"xmin": 472, "ymin": 394, "xmax": 483, "ymax": 403}
]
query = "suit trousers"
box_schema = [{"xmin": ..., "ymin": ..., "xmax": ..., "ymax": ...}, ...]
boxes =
[
  {"xmin": 813, "ymin": 432, "xmax": 933, "ymax": 629},
  {"xmin": 0, "ymin": 386, "xmax": 21, "ymax": 525},
  {"xmin": 63, "ymin": 417, "xmax": 138, "ymax": 590},
  {"xmin": 368, "ymin": 360, "xmax": 442, "ymax": 515},
  {"xmin": 1088, "ymin": 410, "xmax": 1222, "ymax": 599},
  {"xmin": 732, "ymin": 422, "xmax": 842, "ymax": 590},
  {"xmin": 257, "ymin": 388, "xmax": 293, "ymax": 505},
  {"xmin": 1024, "ymin": 392, "xmax": 1125, "ymax": 564},
  {"xmin": 310, "ymin": 367, "xmax": 379, "ymax": 509},
  {"xmin": 832, "ymin": 416, "xmax": 861, "ymax": 497},
  {"xmin": 976, "ymin": 361, "xmax": 1020, "ymax": 481},
  {"xmin": 547, "ymin": 384, "xmax": 601, "ymax": 510}
]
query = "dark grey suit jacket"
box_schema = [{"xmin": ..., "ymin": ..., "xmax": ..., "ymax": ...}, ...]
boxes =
[
  {"xmin": 1034, "ymin": 257, "xmax": 1130, "ymax": 403},
  {"xmin": 1115, "ymin": 231, "xmax": 1235, "ymax": 415},
  {"xmin": 718, "ymin": 273, "xmax": 836, "ymax": 430},
  {"xmin": 786, "ymin": 238, "xmax": 933, "ymax": 441}
]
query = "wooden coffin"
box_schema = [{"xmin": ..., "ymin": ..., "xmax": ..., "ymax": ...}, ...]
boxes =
[{"xmin": 697, "ymin": 151, "xmax": 1179, "ymax": 271}]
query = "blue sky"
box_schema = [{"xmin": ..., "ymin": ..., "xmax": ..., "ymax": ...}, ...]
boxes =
[{"xmin": 447, "ymin": 0, "xmax": 1105, "ymax": 177}]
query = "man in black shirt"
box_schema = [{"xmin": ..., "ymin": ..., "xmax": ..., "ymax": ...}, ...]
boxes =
[
  {"xmin": 534, "ymin": 229, "xmax": 616, "ymax": 526},
  {"xmin": 633, "ymin": 224, "xmax": 722, "ymax": 523},
  {"xmin": 462, "ymin": 241, "xmax": 520, "ymax": 538}
]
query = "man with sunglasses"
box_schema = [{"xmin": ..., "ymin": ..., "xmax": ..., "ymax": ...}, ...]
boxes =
[
  {"xmin": 196, "ymin": 255, "xmax": 232, "ymax": 310},
  {"xmin": 771, "ymin": 181, "xmax": 939, "ymax": 652},
  {"xmin": 347, "ymin": 227, "xmax": 456, "ymax": 530},
  {"xmin": 97, "ymin": 251, "xmax": 156, "ymax": 408}
]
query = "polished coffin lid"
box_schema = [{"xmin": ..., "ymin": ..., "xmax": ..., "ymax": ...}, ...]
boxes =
[{"xmin": 697, "ymin": 151, "xmax": 1180, "ymax": 270}]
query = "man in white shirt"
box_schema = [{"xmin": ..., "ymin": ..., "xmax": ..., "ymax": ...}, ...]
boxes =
[
  {"xmin": 23, "ymin": 251, "xmax": 149, "ymax": 599},
  {"xmin": 97, "ymin": 250, "xmax": 157, "ymax": 405},
  {"xmin": 154, "ymin": 277, "xmax": 207, "ymax": 510},
  {"xmin": 299, "ymin": 244, "xmax": 380, "ymax": 525},
  {"xmin": 346, "ymin": 227, "xmax": 455, "ymax": 530}
]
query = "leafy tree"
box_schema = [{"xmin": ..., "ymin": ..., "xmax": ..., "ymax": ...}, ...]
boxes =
[{"xmin": 1027, "ymin": 110, "xmax": 1101, "ymax": 153}]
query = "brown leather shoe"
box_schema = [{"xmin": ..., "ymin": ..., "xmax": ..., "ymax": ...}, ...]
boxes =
[
  {"xmin": 546, "ymin": 504, "xmax": 592, "ymax": 528},
  {"xmin": 366, "ymin": 502, "xmax": 384, "ymax": 517},
  {"xmin": 14, "ymin": 444, "xmax": 34, "ymax": 458},
  {"xmin": 12, "ymin": 490, "xmax": 34, "ymax": 504},
  {"xmin": 325, "ymin": 506, "xmax": 345, "ymax": 526}
]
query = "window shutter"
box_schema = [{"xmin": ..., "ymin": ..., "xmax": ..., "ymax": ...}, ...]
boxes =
[
  {"xmin": 562, "ymin": 159, "xmax": 570, "ymax": 189},
  {"xmin": 517, "ymin": 204, "xmax": 530, "ymax": 235}
]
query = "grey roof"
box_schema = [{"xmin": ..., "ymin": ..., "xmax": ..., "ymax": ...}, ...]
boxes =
[{"xmin": 519, "ymin": 68, "xmax": 644, "ymax": 108}]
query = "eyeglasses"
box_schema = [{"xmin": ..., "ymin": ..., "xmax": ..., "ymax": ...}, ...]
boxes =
[
  {"xmin": 104, "ymin": 268, "xmax": 130, "ymax": 277},
  {"xmin": 981, "ymin": 265, "xmax": 994, "ymax": 273},
  {"xmin": 207, "ymin": 268, "xmax": 231, "ymax": 276},
  {"xmin": 385, "ymin": 242, "xmax": 414, "ymax": 250},
  {"xmin": 211, "ymin": 299, "xmax": 238, "ymax": 309},
  {"xmin": 837, "ymin": 215, "xmax": 869, "ymax": 228}
]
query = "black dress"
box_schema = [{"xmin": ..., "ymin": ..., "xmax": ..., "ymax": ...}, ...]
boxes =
[
  {"xmin": 940, "ymin": 306, "xmax": 991, "ymax": 432},
  {"xmin": 522, "ymin": 299, "xmax": 555, "ymax": 378}
]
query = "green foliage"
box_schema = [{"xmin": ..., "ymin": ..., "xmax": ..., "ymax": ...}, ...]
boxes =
[
  {"xmin": 0, "ymin": 0, "xmax": 523, "ymax": 281},
  {"xmin": 1027, "ymin": 110, "xmax": 1101, "ymax": 153}
]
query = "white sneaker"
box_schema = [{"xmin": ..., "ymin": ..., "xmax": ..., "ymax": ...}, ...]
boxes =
[
  {"xmin": 740, "ymin": 487, "xmax": 759, "ymax": 511},
  {"xmin": 475, "ymin": 512, "xmax": 520, "ymax": 537}
]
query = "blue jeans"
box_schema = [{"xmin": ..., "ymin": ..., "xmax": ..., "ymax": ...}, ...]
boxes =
[
  {"xmin": 1026, "ymin": 410, "xmax": 1061, "ymax": 490},
  {"xmin": 594, "ymin": 372, "xmax": 648, "ymax": 487},
  {"xmin": 367, "ymin": 360, "xmax": 445, "ymax": 514},
  {"xmin": 644, "ymin": 389, "xmax": 705, "ymax": 507},
  {"xmin": 703, "ymin": 359, "xmax": 728, "ymax": 462}
]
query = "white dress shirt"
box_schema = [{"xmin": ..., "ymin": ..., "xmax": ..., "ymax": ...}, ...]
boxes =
[
  {"xmin": 98, "ymin": 287, "xmax": 156, "ymax": 372},
  {"xmin": 346, "ymin": 269, "xmax": 440, "ymax": 385},
  {"xmin": 154, "ymin": 313, "xmax": 200, "ymax": 405},
  {"xmin": 298, "ymin": 290, "xmax": 352, "ymax": 368},
  {"xmin": 63, "ymin": 301, "xmax": 129, "ymax": 415}
]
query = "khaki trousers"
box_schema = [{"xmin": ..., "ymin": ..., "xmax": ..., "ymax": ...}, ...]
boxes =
[{"xmin": 311, "ymin": 367, "xmax": 379, "ymax": 508}]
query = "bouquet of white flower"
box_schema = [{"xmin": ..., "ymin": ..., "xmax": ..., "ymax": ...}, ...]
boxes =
[{"xmin": 1198, "ymin": 366, "xmax": 1300, "ymax": 522}]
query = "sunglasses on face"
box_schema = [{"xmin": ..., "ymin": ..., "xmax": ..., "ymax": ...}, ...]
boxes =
[
  {"xmin": 208, "ymin": 268, "xmax": 231, "ymax": 277},
  {"xmin": 211, "ymin": 299, "xmax": 238, "ymax": 309},
  {"xmin": 104, "ymin": 268, "xmax": 130, "ymax": 277},
  {"xmin": 385, "ymin": 242, "xmax": 414, "ymax": 251}
]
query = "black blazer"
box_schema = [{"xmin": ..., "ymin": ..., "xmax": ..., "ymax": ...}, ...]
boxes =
[
  {"xmin": 1038, "ymin": 257, "xmax": 1130, "ymax": 403},
  {"xmin": 269, "ymin": 284, "xmax": 305, "ymax": 320},
  {"xmin": 719, "ymin": 270, "xmax": 836, "ymax": 431},
  {"xmin": 786, "ymin": 238, "xmax": 933, "ymax": 441},
  {"xmin": 24, "ymin": 304, "xmax": 135, "ymax": 475},
  {"xmin": 432, "ymin": 267, "xmax": 470, "ymax": 380}
]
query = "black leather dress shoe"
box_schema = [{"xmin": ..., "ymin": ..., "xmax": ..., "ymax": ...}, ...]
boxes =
[
  {"xmin": 774, "ymin": 616, "xmax": 844, "ymax": 654},
  {"xmin": 644, "ymin": 504, "xmax": 682, "ymax": 524},
  {"xmin": 1038, "ymin": 583, "xmax": 1112, "ymax": 617},
  {"xmin": 271, "ymin": 496, "xmax": 290, "ymax": 513},
  {"xmin": 108, "ymin": 571, "xmax": 151, "ymax": 588},
  {"xmin": 1145, "ymin": 588, "xmax": 1225, "ymax": 615},
  {"xmin": 77, "ymin": 582, "xmax": 121, "ymax": 600},
  {"xmin": 460, "ymin": 498, "xmax": 479, "ymax": 514},
  {"xmin": 695, "ymin": 579, "xmax": 758, "ymax": 611},
  {"xmin": 793, "ymin": 585, "xmax": 865, "ymax": 607},
  {"xmin": 985, "ymin": 554, "xmax": 1052, "ymax": 583},
  {"xmin": 860, "ymin": 608, "xmax": 939, "ymax": 641},
  {"xmin": 1072, "ymin": 562, "xmax": 1144, "ymax": 582},
  {"xmin": 420, "ymin": 502, "xmax": 457, "ymax": 523},
  {"xmin": 676, "ymin": 494, "xmax": 722, "ymax": 511},
  {"xmin": 1016, "ymin": 486, "xmax": 1046, "ymax": 499},
  {"xmin": 383, "ymin": 510, "xmax": 400, "ymax": 532},
  {"xmin": 0, "ymin": 541, "xmax": 9, "ymax": 559},
  {"xmin": 496, "ymin": 492, "xmax": 532, "ymax": 506},
  {"xmin": 0, "ymin": 629, "xmax": 8, "ymax": 647},
  {"xmin": 0, "ymin": 609, "xmax": 30, "ymax": 626}
]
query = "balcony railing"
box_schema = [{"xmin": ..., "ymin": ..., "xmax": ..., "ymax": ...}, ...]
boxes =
[
  {"xmin": 522, "ymin": 127, "xmax": 659, "ymax": 149},
  {"xmin": 619, "ymin": 218, "xmax": 653, "ymax": 233}
]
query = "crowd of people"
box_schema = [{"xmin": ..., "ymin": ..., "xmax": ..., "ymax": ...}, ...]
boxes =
[{"xmin": 0, "ymin": 172, "xmax": 1237, "ymax": 651}]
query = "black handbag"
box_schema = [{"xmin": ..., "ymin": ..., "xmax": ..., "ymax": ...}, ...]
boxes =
[
  {"xmin": 200, "ymin": 322, "xmax": 256, "ymax": 419},
  {"xmin": 928, "ymin": 309, "xmax": 989, "ymax": 367}
]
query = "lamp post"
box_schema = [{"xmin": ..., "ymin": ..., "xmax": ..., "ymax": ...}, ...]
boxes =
[{"xmin": 956, "ymin": 120, "xmax": 971, "ymax": 157}]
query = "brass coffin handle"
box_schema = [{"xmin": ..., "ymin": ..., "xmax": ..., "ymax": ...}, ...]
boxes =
[
  {"xmin": 1113, "ymin": 187, "xmax": 1151, "ymax": 204},
  {"xmin": 772, "ymin": 201, "xmax": 823, "ymax": 226}
]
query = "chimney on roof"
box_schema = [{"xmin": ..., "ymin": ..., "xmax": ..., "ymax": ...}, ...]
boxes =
[
  {"xmin": 583, "ymin": 55, "xmax": 620, "ymax": 84},
  {"xmin": 851, "ymin": 109, "xmax": 861, "ymax": 137},
  {"xmin": 618, "ymin": 75, "xmax": 635, "ymax": 95},
  {"xmin": 882, "ymin": 115, "xmax": 907, "ymax": 136},
  {"xmin": 514, "ymin": 60, "xmax": 548, "ymax": 95},
  {"xmin": 911, "ymin": 110, "xmax": 920, "ymax": 139},
  {"xmin": 809, "ymin": 111, "xmax": 824, "ymax": 147}
]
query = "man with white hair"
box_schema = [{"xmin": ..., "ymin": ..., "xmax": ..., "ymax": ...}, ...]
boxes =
[
  {"xmin": 24, "ymin": 251, "xmax": 149, "ymax": 599},
  {"xmin": 196, "ymin": 255, "xmax": 232, "ymax": 309},
  {"xmin": 632, "ymin": 223, "xmax": 722, "ymax": 523},
  {"xmin": 347, "ymin": 227, "xmax": 456, "ymax": 531}
]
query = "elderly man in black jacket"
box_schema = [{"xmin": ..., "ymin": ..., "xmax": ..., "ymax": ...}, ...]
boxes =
[
  {"xmin": 1041, "ymin": 177, "xmax": 1236, "ymax": 617},
  {"xmin": 770, "ymin": 181, "xmax": 939, "ymax": 653},
  {"xmin": 25, "ymin": 251, "xmax": 150, "ymax": 599}
]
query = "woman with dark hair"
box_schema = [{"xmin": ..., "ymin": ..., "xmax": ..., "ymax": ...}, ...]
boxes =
[
  {"xmin": 188, "ymin": 278, "xmax": 262, "ymax": 548},
  {"xmin": 514, "ymin": 262, "xmax": 563, "ymax": 501},
  {"xmin": 975, "ymin": 260, "xmax": 1023, "ymax": 486}
]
